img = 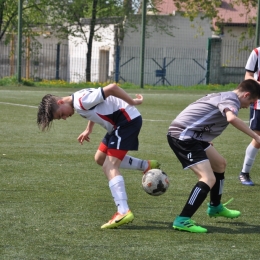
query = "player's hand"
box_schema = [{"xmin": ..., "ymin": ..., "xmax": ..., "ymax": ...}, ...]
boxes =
[
  {"xmin": 77, "ymin": 130, "xmax": 91, "ymax": 144},
  {"xmin": 133, "ymin": 94, "xmax": 143, "ymax": 105}
]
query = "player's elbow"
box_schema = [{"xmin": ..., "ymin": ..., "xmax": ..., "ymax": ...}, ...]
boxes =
[
  {"xmin": 226, "ymin": 117, "xmax": 234, "ymax": 123},
  {"xmin": 226, "ymin": 113, "xmax": 237, "ymax": 123},
  {"xmin": 103, "ymin": 83, "xmax": 121, "ymax": 99},
  {"xmin": 105, "ymin": 83, "xmax": 118, "ymax": 94}
]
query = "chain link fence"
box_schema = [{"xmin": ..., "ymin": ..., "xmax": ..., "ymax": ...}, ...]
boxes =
[{"xmin": 0, "ymin": 38, "xmax": 255, "ymax": 85}]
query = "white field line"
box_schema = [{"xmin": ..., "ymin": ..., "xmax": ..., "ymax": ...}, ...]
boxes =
[
  {"xmin": 0, "ymin": 101, "xmax": 169, "ymax": 122},
  {"xmin": 0, "ymin": 101, "xmax": 250, "ymax": 123},
  {"xmin": 0, "ymin": 101, "xmax": 37, "ymax": 108}
]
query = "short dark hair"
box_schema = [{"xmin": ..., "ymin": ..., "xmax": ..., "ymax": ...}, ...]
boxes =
[
  {"xmin": 237, "ymin": 79, "xmax": 260, "ymax": 99},
  {"xmin": 37, "ymin": 94, "xmax": 59, "ymax": 131}
]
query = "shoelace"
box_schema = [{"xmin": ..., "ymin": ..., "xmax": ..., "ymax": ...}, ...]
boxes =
[
  {"xmin": 110, "ymin": 212, "xmax": 120, "ymax": 221},
  {"xmin": 223, "ymin": 198, "xmax": 234, "ymax": 207},
  {"xmin": 240, "ymin": 173, "xmax": 252, "ymax": 181},
  {"xmin": 182, "ymin": 219, "xmax": 196, "ymax": 226},
  {"xmin": 244, "ymin": 173, "xmax": 252, "ymax": 180}
]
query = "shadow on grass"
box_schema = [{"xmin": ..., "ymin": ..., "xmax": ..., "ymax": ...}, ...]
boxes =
[
  {"xmin": 118, "ymin": 221, "xmax": 174, "ymax": 230},
  {"xmin": 118, "ymin": 220, "xmax": 260, "ymax": 234},
  {"xmin": 205, "ymin": 221, "xmax": 260, "ymax": 234}
]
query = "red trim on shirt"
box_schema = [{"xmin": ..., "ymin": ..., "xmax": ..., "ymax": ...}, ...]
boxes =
[
  {"xmin": 120, "ymin": 108, "xmax": 131, "ymax": 121},
  {"xmin": 96, "ymin": 109, "xmax": 131, "ymax": 128},
  {"xmin": 78, "ymin": 95, "xmax": 87, "ymax": 110},
  {"xmin": 97, "ymin": 113, "xmax": 116, "ymax": 128}
]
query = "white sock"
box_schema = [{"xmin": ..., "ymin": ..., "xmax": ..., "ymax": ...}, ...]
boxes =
[
  {"xmin": 242, "ymin": 143, "xmax": 259, "ymax": 173},
  {"xmin": 120, "ymin": 155, "xmax": 148, "ymax": 171},
  {"xmin": 109, "ymin": 175, "xmax": 129, "ymax": 214}
]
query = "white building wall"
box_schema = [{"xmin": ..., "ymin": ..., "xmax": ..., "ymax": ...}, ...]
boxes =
[
  {"xmin": 120, "ymin": 13, "xmax": 212, "ymax": 86},
  {"xmin": 220, "ymin": 26, "xmax": 255, "ymax": 67},
  {"xmin": 68, "ymin": 24, "xmax": 116, "ymax": 83},
  {"xmin": 123, "ymin": 13, "xmax": 212, "ymax": 48},
  {"xmin": 67, "ymin": 14, "xmax": 252, "ymax": 85}
]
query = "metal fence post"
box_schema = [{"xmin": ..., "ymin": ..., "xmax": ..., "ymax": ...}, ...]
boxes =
[
  {"xmin": 206, "ymin": 38, "xmax": 211, "ymax": 85},
  {"xmin": 115, "ymin": 45, "xmax": 120, "ymax": 83},
  {"xmin": 17, "ymin": 0, "xmax": 23, "ymax": 82},
  {"xmin": 140, "ymin": 0, "xmax": 147, "ymax": 88},
  {"xmin": 256, "ymin": 0, "xmax": 260, "ymax": 46},
  {"xmin": 56, "ymin": 43, "xmax": 60, "ymax": 80}
]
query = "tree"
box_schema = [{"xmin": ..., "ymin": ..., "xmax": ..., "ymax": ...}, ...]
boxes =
[
  {"xmin": 0, "ymin": 0, "xmax": 127, "ymax": 82},
  {"xmin": 0, "ymin": 0, "xmax": 56, "ymax": 42},
  {"xmin": 3, "ymin": 0, "xmax": 255, "ymax": 82},
  {"xmin": 44, "ymin": 0, "xmax": 127, "ymax": 82},
  {"xmin": 172, "ymin": 0, "xmax": 258, "ymax": 39}
]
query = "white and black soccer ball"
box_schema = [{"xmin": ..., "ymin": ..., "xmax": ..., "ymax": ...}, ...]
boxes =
[{"xmin": 142, "ymin": 169, "xmax": 169, "ymax": 196}]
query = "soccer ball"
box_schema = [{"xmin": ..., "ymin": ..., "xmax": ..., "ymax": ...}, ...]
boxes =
[{"xmin": 142, "ymin": 169, "xmax": 169, "ymax": 196}]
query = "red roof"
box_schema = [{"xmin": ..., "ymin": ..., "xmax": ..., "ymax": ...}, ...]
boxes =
[
  {"xmin": 157, "ymin": 0, "xmax": 257, "ymax": 24},
  {"xmin": 216, "ymin": 0, "xmax": 257, "ymax": 24}
]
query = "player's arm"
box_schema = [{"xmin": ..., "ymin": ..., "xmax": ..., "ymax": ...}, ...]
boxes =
[
  {"xmin": 77, "ymin": 121, "xmax": 95, "ymax": 144},
  {"xmin": 103, "ymin": 83, "xmax": 143, "ymax": 106},
  {"xmin": 225, "ymin": 110, "xmax": 260, "ymax": 143},
  {"xmin": 245, "ymin": 71, "xmax": 259, "ymax": 83}
]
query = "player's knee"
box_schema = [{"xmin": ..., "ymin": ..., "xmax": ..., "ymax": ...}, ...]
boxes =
[
  {"xmin": 101, "ymin": 163, "xmax": 106, "ymax": 172},
  {"xmin": 94, "ymin": 154, "xmax": 104, "ymax": 166},
  {"xmin": 212, "ymin": 157, "xmax": 226, "ymax": 173},
  {"xmin": 102, "ymin": 162, "xmax": 114, "ymax": 175},
  {"xmin": 218, "ymin": 158, "xmax": 227, "ymax": 172}
]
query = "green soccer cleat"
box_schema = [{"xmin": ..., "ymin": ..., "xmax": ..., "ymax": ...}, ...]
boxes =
[
  {"xmin": 173, "ymin": 216, "xmax": 207, "ymax": 233},
  {"xmin": 207, "ymin": 198, "xmax": 241, "ymax": 219},
  {"xmin": 101, "ymin": 210, "xmax": 134, "ymax": 229},
  {"xmin": 143, "ymin": 160, "xmax": 161, "ymax": 174}
]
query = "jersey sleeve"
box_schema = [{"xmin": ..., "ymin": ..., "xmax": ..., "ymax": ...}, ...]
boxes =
[
  {"xmin": 215, "ymin": 92, "xmax": 239, "ymax": 116},
  {"xmin": 218, "ymin": 100, "xmax": 239, "ymax": 116},
  {"xmin": 245, "ymin": 49, "xmax": 258, "ymax": 73},
  {"xmin": 77, "ymin": 88, "xmax": 105, "ymax": 110}
]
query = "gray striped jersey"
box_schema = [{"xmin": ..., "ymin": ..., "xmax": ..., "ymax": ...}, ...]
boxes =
[{"xmin": 168, "ymin": 91, "xmax": 240, "ymax": 142}]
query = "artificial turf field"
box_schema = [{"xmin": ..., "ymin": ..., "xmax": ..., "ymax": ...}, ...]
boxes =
[{"xmin": 1, "ymin": 86, "xmax": 260, "ymax": 260}]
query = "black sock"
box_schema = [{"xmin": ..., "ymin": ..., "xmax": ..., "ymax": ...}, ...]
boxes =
[
  {"xmin": 210, "ymin": 172, "xmax": 225, "ymax": 206},
  {"xmin": 179, "ymin": 181, "xmax": 210, "ymax": 218}
]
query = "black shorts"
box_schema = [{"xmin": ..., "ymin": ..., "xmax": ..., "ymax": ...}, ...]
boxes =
[
  {"xmin": 167, "ymin": 134, "xmax": 211, "ymax": 169},
  {"xmin": 101, "ymin": 116, "xmax": 142, "ymax": 151},
  {"xmin": 249, "ymin": 107, "xmax": 260, "ymax": 130}
]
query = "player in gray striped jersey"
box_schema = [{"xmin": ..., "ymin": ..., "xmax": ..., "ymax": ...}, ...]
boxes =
[{"xmin": 167, "ymin": 79, "xmax": 260, "ymax": 233}]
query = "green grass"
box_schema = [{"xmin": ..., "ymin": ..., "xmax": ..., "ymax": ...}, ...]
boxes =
[
  {"xmin": 0, "ymin": 75, "xmax": 238, "ymax": 91},
  {"xmin": 1, "ymin": 86, "xmax": 260, "ymax": 259}
]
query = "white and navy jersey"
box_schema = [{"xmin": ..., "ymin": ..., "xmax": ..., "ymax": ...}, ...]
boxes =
[
  {"xmin": 168, "ymin": 91, "xmax": 240, "ymax": 142},
  {"xmin": 72, "ymin": 88, "xmax": 141, "ymax": 134},
  {"xmin": 245, "ymin": 47, "xmax": 260, "ymax": 109}
]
